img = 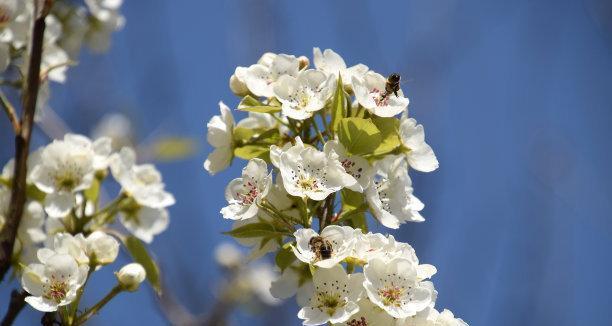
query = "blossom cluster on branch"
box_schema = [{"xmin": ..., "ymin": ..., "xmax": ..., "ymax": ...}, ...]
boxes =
[{"xmin": 204, "ymin": 48, "xmax": 467, "ymax": 325}]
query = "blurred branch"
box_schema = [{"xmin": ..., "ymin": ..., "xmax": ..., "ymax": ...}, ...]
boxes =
[
  {"xmin": 1, "ymin": 290, "xmax": 27, "ymax": 326},
  {"xmin": 0, "ymin": 90, "xmax": 20, "ymax": 134},
  {"xmin": 0, "ymin": 0, "xmax": 52, "ymax": 281}
]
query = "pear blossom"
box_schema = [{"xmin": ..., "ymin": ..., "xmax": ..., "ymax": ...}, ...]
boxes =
[
  {"xmin": 399, "ymin": 118, "xmax": 439, "ymax": 173},
  {"xmin": 333, "ymin": 298, "xmax": 395, "ymax": 326},
  {"xmin": 236, "ymin": 111, "xmax": 277, "ymax": 130},
  {"xmin": 363, "ymin": 257, "xmax": 433, "ymax": 318},
  {"xmin": 313, "ymin": 48, "xmax": 368, "ymax": 91},
  {"xmin": 365, "ymin": 156, "xmax": 425, "ymax": 229},
  {"xmin": 204, "ymin": 101, "xmax": 235, "ymax": 175},
  {"xmin": 243, "ymin": 263, "xmax": 282, "ymax": 306},
  {"xmin": 14, "ymin": 201, "xmax": 47, "ymax": 264},
  {"xmin": 110, "ymin": 147, "xmax": 175, "ymax": 209},
  {"xmin": 270, "ymin": 262, "xmax": 312, "ymax": 305},
  {"xmin": 116, "ymin": 263, "xmax": 146, "ymax": 291},
  {"xmin": 353, "ymin": 71, "xmax": 409, "ymax": 117},
  {"xmin": 221, "ymin": 158, "xmax": 272, "ymax": 220},
  {"xmin": 214, "ymin": 242, "xmax": 244, "ymax": 268},
  {"xmin": 91, "ymin": 113, "xmax": 134, "ymax": 150},
  {"xmin": 63, "ymin": 133, "xmax": 113, "ymax": 171},
  {"xmin": 83, "ymin": 231, "xmax": 119, "ymax": 266},
  {"xmin": 84, "ymin": 0, "xmax": 125, "ymax": 52},
  {"xmin": 273, "ymin": 69, "xmax": 333, "ymax": 120},
  {"xmin": 293, "ymin": 225, "xmax": 356, "ymax": 268},
  {"xmin": 119, "ymin": 205, "xmax": 169, "ymax": 244},
  {"xmin": 40, "ymin": 233, "xmax": 89, "ymax": 266},
  {"xmin": 323, "ymin": 140, "xmax": 373, "ymax": 192},
  {"xmin": 30, "ymin": 135, "xmax": 97, "ymax": 218},
  {"xmin": 241, "ymin": 53, "xmax": 299, "ymax": 98},
  {"xmin": 279, "ymin": 137, "xmax": 356, "ymax": 200},
  {"xmin": 21, "ymin": 252, "xmax": 88, "ymax": 312},
  {"xmin": 400, "ymin": 307, "xmax": 468, "ymax": 326},
  {"xmin": 298, "ymin": 265, "xmax": 363, "ymax": 325}
]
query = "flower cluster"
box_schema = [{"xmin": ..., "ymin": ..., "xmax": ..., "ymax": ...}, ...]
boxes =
[
  {"xmin": 205, "ymin": 48, "xmax": 466, "ymax": 325},
  {"xmin": 0, "ymin": 133, "xmax": 173, "ymax": 317},
  {"xmin": 0, "ymin": 0, "xmax": 124, "ymax": 115}
]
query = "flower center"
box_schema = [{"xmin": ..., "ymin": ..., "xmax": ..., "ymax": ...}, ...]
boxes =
[
  {"xmin": 346, "ymin": 317, "xmax": 368, "ymax": 326},
  {"xmin": 370, "ymin": 88, "xmax": 389, "ymax": 106},
  {"xmin": 54, "ymin": 173, "xmax": 79, "ymax": 192},
  {"xmin": 315, "ymin": 292, "xmax": 346, "ymax": 316},
  {"xmin": 237, "ymin": 181, "xmax": 259, "ymax": 205},
  {"xmin": 43, "ymin": 278, "xmax": 69, "ymax": 304},
  {"xmin": 297, "ymin": 175, "xmax": 318, "ymax": 191},
  {"xmin": 378, "ymin": 285, "xmax": 405, "ymax": 307}
]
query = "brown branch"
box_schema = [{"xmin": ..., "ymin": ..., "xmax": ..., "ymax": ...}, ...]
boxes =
[
  {"xmin": 0, "ymin": 90, "xmax": 19, "ymax": 134},
  {"xmin": 0, "ymin": 290, "xmax": 27, "ymax": 326},
  {"xmin": 0, "ymin": 0, "xmax": 52, "ymax": 281}
]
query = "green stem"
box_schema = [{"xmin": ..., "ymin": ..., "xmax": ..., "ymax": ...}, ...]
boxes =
[
  {"xmin": 258, "ymin": 202, "xmax": 295, "ymax": 232},
  {"xmin": 75, "ymin": 285, "xmax": 122, "ymax": 325},
  {"xmin": 68, "ymin": 262, "xmax": 96, "ymax": 325},
  {"xmin": 268, "ymin": 113, "xmax": 290, "ymax": 127},
  {"xmin": 311, "ymin": 117, "xmax": 325, "ymax": 144},
  {"xmin": 334, "ymin": 203, "xmax": 369, "ymax": 225}
]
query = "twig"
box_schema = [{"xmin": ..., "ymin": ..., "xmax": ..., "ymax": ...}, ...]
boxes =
[
  {"xmin": 0, "ymin": 90, "xmax": 19, "ymax": 134},
  {"xmin": 0, "ymin": 0, "xmax": 52, "ymax": 281},
  {"xmin": 1, "ymin": 290, "xmax": 27, "ymax": 326}
]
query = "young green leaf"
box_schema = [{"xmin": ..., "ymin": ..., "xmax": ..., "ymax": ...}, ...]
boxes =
[
  {"xmin": 275, "ymin": 245, "xmax": 296, "ymax": 272},
  {"xmin": 338, "ymin": 117, "xmax": 382, "ymax": 155},
  {"xmin": 224, "ymin": 222, "xmax": 290, "ymax": 238},
  {"xmin": 124, "ymin": 236, "xmax": 162, "ymax": 295},
  {"xmin": 234, "ymin": 144, "xmax": 270, "ymax": 161},
  {"xmin": 330, "ymin": 75, "xmax": 346, "ymax": 134},
  {"xmin": 371, "ymin": 117, "xmax": 401, "ymax": 156},
  {"xmin": 339, "ymin": 189, "xmax": 368, "ymax": 232},
  {"xmin": 238, "ymin": 95, "xmax": 281, "ymax": 113}
]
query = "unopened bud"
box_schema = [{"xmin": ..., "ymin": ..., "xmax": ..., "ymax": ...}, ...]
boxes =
[
  {"xmin": 298, "ymin": 56, "xmax": 310, "ymax": 70},
  {"xmin": 229, "ymin": 73, "xmax": 249, "ymax": 97},
  {"xmin": 116, "ymin": 263, "xmax": 146, "ymax": 291}
]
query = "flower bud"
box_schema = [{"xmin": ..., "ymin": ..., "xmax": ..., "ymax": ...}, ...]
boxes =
[
  {"xmin": 229, "ymin": 73, "xmax": 249, "ymax": 97},
  {"xmin": 86, "ymin": 231, "xmax": 119, "ymax": 266},
  {"xmin": 116, "ymin": 263, "xmax": 146, "ymax": 291},
  {"xmin": 298, "ymin": 56, "xmax": 310, "ymax": 70}
]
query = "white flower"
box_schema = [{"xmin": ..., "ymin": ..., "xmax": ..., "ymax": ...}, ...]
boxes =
[
  {"xmin": 21, "ymin": 252, "xmax": 88, "ymax": 312},
  {"xmin": 221, "ymin": 158, "xmax": 272, "ymax": 220},
  {"xmin": 116, "ymin": 263, "xmax": 146, "ymax": 291},
  {"xmin": 279, "ymin": 137, "xmax": 356, "ymax": 200},
  {"xmin": 119, "ymin": 205, "xmax": 169, "ymax": 244},
  {"xmin": 84, "ymin": 0, "xmax": 125, "ymax": 53},
  {"xmin": 14, "ymin": 201, "xmax": 47, "ymax": 264},
  {"xmin": 313, "ymin": 48, "xmax": 368, "ymax": 91},
  {"xmin": 293, "ymin": 225, "xmax": 356, "ymax": 268},
  {"xmin": 204, "ymin": 101, "xmax": 235, "ymax": 175},
  {"xmin": 243, "ymin": 263, "xmax": 282, "ymax": 306},
  {"xmin": 363, "ymin": 257, "xmax": 433, "ymax": 319},
  {"xmin": 63, "ymin": 134, "xmax": 113, "ymax": 171},
  {"xmin": 40, "ymin": 233, "xmax": 89, "ymax": 266},
  {"xmin": 229, "ymin": 72, "xmax": 249, "ymax": 96},
  {"xmin": 273, "ymin": 69, "xmax": 333, "ymax": 120},
  {"xmin": 298, "ymin": 265, "xmax": 363, "ymax": 325},
  {"xmin": 365, "ymin": 156, "xmax": 424, "ymax": 229},
  {"xmin": 353, "ymin": 71, "xmax": 409, "ymax": 117},
  {"xmin": 236, "ymin": 111, "xmax": 277, "ymax": 130},
  {"xmin": 110, "ymin": 147, "xmax": 175, "ymax": 208},
  {"xmin": 323, "ymin": 140, "xmax": 373, "ymax": 192},
  {"xmin": 241, "ymin": 53, "xmax": 299, "ymax": 98},
  {"xmin": 84, "ymin": 231, "xmax": 119, "ymax": 266},
  {"xmin": 399, "ymin": 118, "xmax": 439, "ymax": 173},
  {"xmin": 2, "ymin": 147, "xmax": 42, "ymax": 183},
  {"xmin": 270, "ymin": 262, "xmax": 312, "ymax": 305},
  {"xmin": 30, "ymin": 135, "xmax": 97, "ymax": 218},
  {"xmin": 333, "ymin": 298, "xmax": 395, "ymax": 326},
  {"xmin": 399, "ymin": 307, "xmax": 468, "ymax": 326}
]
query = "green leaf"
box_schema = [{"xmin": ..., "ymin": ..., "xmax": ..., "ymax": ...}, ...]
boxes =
[
  {"xmin": 338, "ymin": 117, "xmax": 382, "ymax": 155},
  {"xmin": 26, "ymin": 184, "xmax": 46, "ymax": 202},
  {"xmin": 234, "ymin": 145, "xmax": 270, "ymax": 161},
  {"xmin": 275, "ymin": 245, "xmax": 296, "ymax": 272},
  {"xmin": 371, "ymin": 117, "xmax": 401, "ymax": 156},
  {"xmin": 224, "ymin": 222, "xmax": 290, "ymax": 239},
  {"xmin": 84, "ymin": 177, "xmax": 101, "ymax": 203},
  {"xmin": 124, "ymin": 236, "xmax": 162, "ymax": 295},
  {"xmin": 152, "ymin": 137, "xmax": 197, "ymax": 161},
  {"xmin": 0, "ymin": 177, "xmax": 9, "ymax": 187},
  {"xmin": 340, "ymin": 189, "xmax": 368, "ymax": 232},
  {"xmin": 238, "ymin": 95, "xmax": 281, "ymax": 113},
  {"xmin": 330, "ymin": 75, "xmax": 346, "ymax": 134}
]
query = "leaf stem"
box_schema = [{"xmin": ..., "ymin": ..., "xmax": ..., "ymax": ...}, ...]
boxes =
[{"xmin": 75, "ymin": 285, "xmax": 123, "ymax": 325}]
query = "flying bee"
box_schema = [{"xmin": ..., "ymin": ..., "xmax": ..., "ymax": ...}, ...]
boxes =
[
  {"xmin": 381, "ymin": 73, "xmax": 401, "ymax": 100},
  {"xmin": 309, "ymin": 236, "xmax": 333, "ymax": 261}
]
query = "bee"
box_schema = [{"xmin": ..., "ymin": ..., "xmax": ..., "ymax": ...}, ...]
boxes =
[
  {"xmin": 381, "ymin": 73, "xmax": 401, "ymax": 100},
  {"xmin": 309, "ymin": 236, "xmax": 333, "ymax": 261}
]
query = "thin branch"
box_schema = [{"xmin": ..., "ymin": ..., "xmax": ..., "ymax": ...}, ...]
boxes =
[
  {"xmin": 0, "ymin": 90, "xmax": 20, "ymax": 134},
  {"xmin": 0, "ymin": 0, "xmax": 52, "ymax": 281},
  {"xmin": 1, "ymin": 290, "xmax": 27, "ymax": 326}
]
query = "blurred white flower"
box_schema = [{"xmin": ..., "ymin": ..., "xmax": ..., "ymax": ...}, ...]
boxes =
[
  {"xmin": 21, "ymin": 252, "xmax": 88, "ymax": 312},
  {"xmin": 91, "ymin": 113, "xmax": 134, "ymax": 150},
  {"xmin": 298, "ymin": 265, "xmax": 363, "ymax": 325},
  {"xmin": 214, "ymin": 242, "xmax": 244, "ymax": 268},
  {"xmin": 204, "ymin": 101, "xmax": 235, "ymax": 175},
  {"xmin": 273, "ymin": 69, "xmax": 333, "ymax": 120},
  {"xmin": 244, "ymin": 263, "xmax": 282, "ymax": 306},
  {"xmin": 353, "ymin": 71, "xmax": 409, "ymax": 117},
  {"xmin": 221, "ymin": 158, "xmax": 272, "ymax": 220},
  {"xmin": 84, "ymin": 0, "xmax": 125, "ymax": 52},
  {"xmin": 116, "ymin": 262, "xmax": 146, "ymax": 291},
  {"xmin": 363, "ymin": 257, "xmax": 433, "ymax": 318},
  {"xmin": 399, "ymin": 117, "xmax": 439, "ymax": 173},
  {"xmin": 293, "ymin": 225, "xmax": 356, "ymax": 269}
]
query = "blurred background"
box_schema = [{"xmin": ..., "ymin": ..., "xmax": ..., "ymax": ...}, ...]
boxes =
[{"xmin": 2, "ymin": 0, "xmax": 612, "ymax": 325}]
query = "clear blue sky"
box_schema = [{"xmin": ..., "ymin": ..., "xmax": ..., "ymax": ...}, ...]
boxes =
[{"xmin": 2, "ymin": 0, "xmax": 612, "ymax": 325}]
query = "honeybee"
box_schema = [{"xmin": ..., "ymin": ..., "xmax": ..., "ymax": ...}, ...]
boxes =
[
  {"xmin": 309, "ymin": 236, "xmax": 333, "ymax": 261},
  {"xmin": 381, "ymin": 73, "xmax": 401, "ymax": 100}
]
